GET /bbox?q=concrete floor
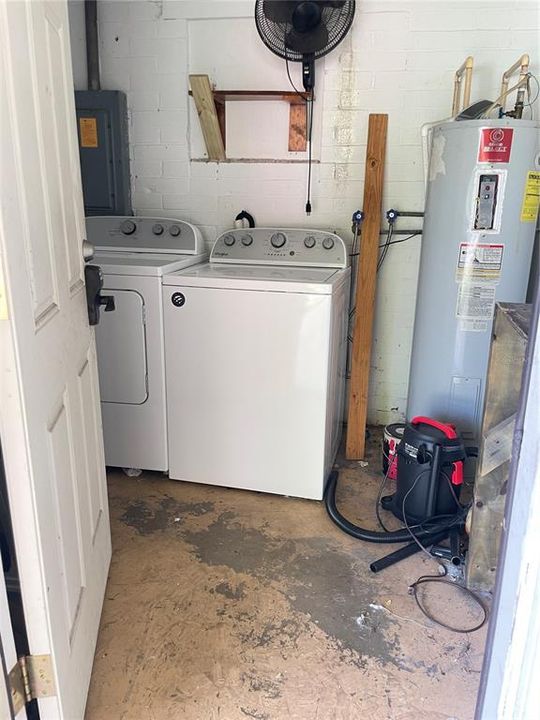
[85,433,487,720]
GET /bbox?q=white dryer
[86,216,207,472]
[163,228,351,500]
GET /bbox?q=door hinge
[9,655,56,713]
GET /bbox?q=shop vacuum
[325,417,474,573]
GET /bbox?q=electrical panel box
[75,90,132,216]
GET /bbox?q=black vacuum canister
[384,416,466,524]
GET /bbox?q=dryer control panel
[211,228,347,268]
[86,216,205,255]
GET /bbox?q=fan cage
[255,1,356,62]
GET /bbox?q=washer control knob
[304,235,316,249]
[322,236,335,250]
[152,223,164,235]
[241,234,253,246]
[169,224,181,237]
[223,234,236,247]
[270,232,286,248]
[120,220,136,235]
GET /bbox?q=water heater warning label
[521,171,540,222]
[478,128,513,163]
[456,243,504,282]
[456,284,496,328]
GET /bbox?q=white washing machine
[162,227,351,500]
[86,216,207,472]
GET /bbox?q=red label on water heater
[478,128,513,163]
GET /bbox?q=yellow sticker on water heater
[521,171,540,222]
[79,117,98,148]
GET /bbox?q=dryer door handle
[99,294,116,313]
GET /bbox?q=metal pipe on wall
[85,0,100,91]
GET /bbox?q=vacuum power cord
[325,471,464,544]
[409,573,488,633]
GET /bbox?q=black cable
[325,471,464,544]
[378,231,421,249]
[409,573,488,633]
[400,471,487,634]
[377,224,393,272]
[305,91,314,214]
[401,470,435,559]
[441,469,462,510]
[375,464,393,532]
[284,55,314,215]
[524,72,540,110]
[285,54,305,98]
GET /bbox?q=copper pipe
[452,56,474,115]
[500,54,530,113]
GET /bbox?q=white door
[0,1,111,718]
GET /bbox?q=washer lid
[163,262,348,293]
[93,251,208,277]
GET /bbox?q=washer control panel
[86,216,205,255]
[211,228,347,268]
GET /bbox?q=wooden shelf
[211,90,310,103]
[189,75,312,160]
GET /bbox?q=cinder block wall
[68,0,539,425]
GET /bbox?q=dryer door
[95,288,148,404]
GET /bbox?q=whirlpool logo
[171,292,186,308]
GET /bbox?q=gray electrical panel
[75,90,132,216]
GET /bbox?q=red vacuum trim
[411,416,464,486]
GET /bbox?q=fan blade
[261,0,297,23]
[286,23,329,54]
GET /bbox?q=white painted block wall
[68,0,539,425]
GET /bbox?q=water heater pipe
[452,56,474,116]
[500,54,530,117]
[482,74,531,119]
[85,0,100,91]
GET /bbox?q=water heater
[407,118,539,440]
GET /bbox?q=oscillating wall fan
[254,1,356,213]
[255,1,356,92]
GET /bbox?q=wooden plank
[189,74,226,161]
[346,114,388,459]
[189,91,313,103]
[214,97,226,150]
[288,102,307,152]
[211,90,312,102]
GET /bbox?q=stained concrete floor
[85,433,487,720]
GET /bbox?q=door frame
[476,286,540,719]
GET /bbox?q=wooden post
[189,75,226,161]
[346,114,388,459]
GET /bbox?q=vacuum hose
[324,470,462,544]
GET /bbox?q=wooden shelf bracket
[189,74,311,160]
